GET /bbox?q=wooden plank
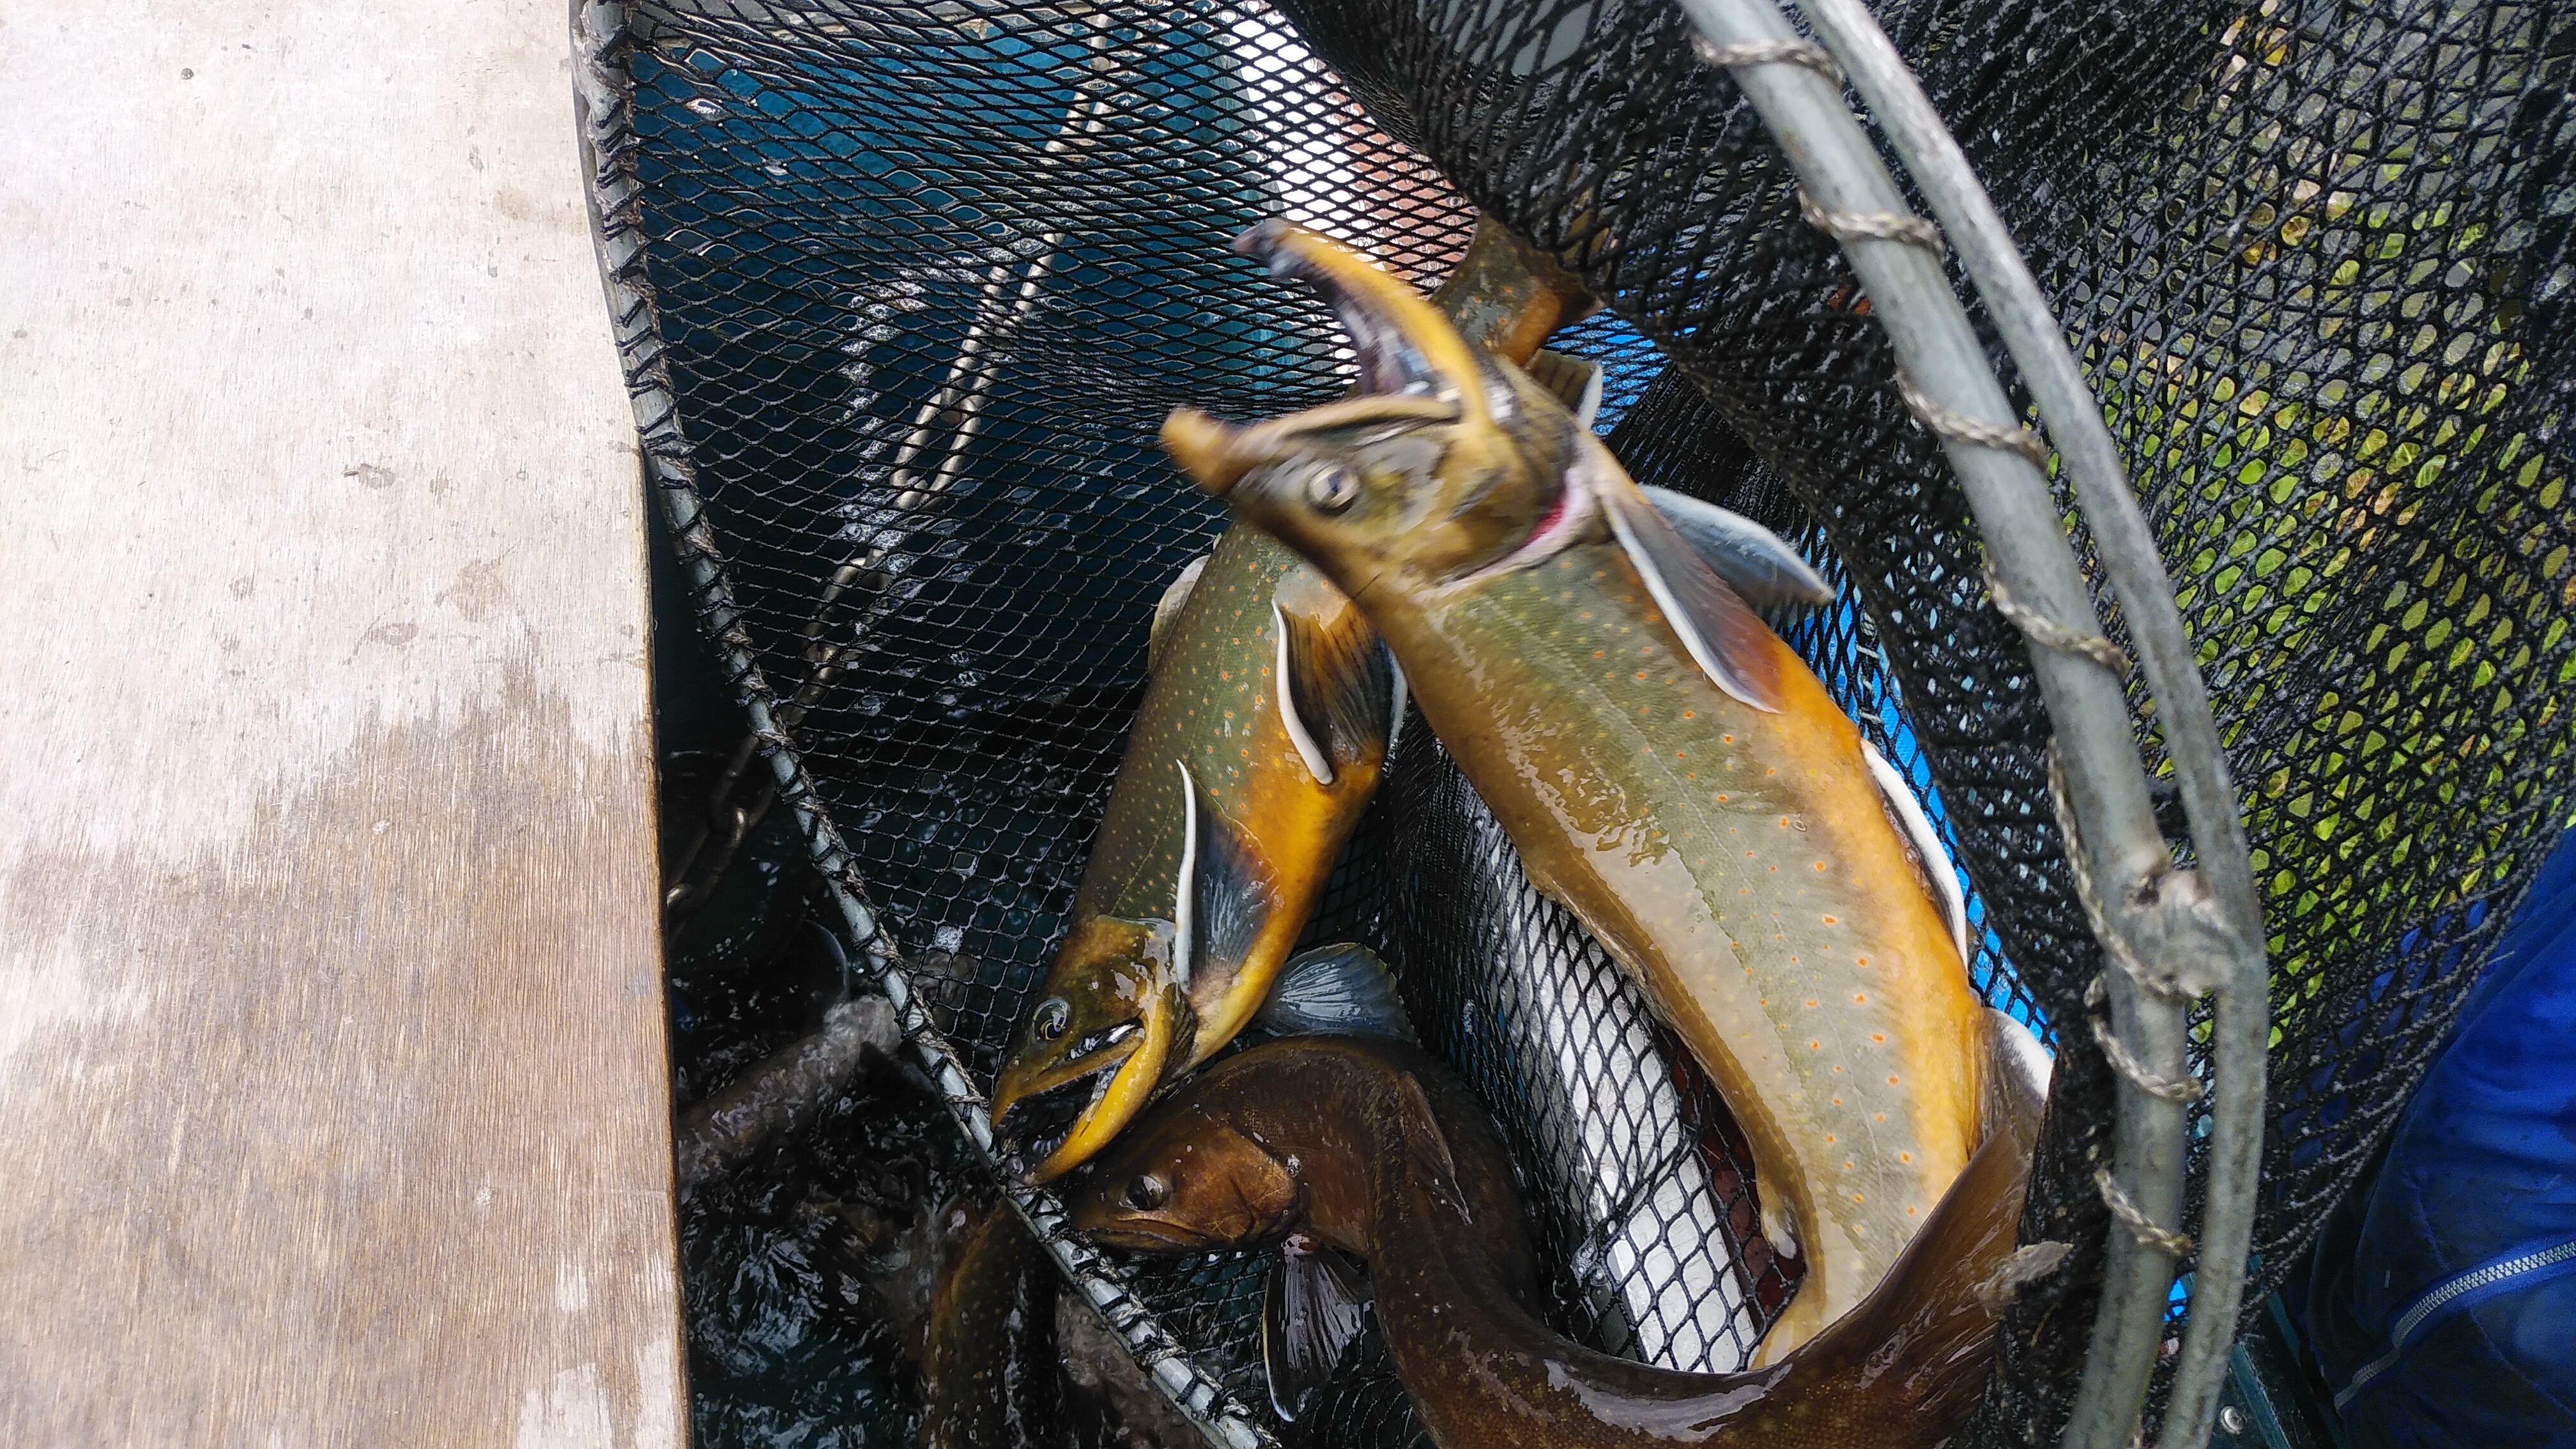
[0,3,684,1445]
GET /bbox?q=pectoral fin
[1603,480,1786,712]
[1641,486,1835,613]
[1261,1239,1372,1423]
[1859,739,1970,967]
[1273,568,1397,787]
[1523,349,1604,429]
[1171,760,1279,991]
[1254,943,1416,1041]
[1146,553,1210,673]
[1981,1008,2052,1149]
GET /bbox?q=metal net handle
[1683,4,2268,1448]
[566,3,1276,1444]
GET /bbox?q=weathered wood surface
[0,3,684,1445]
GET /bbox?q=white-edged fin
[1860,739,1970,966]
[1180,763,1280,989]
[1386,657,1409,755]
[1275,574,1397,781]
[1759,1186,1799,1261]
[1272,601,1335,786]
[1147,553,1209,673]
[1640,486,1835,613]
[1524,349,1604,429]
[1981,1008,2053,1145]
[1170,759,1201,987]
[1261,1241,1371,1423]
[1255,943,1416,1041]
[1602,479,1786,712]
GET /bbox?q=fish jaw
[1166,224,1592,600]
[992,917,1190,1183]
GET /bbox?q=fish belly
[1383,544,1984,1349]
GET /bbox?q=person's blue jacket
[2302,825,2576,1446]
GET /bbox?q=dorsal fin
[1170,760,1278,991]
[1272,567,1396,787]
[1859,739,1970,966]
[1522,349,1603,429]
[1146,553,1209,673]
[1261,1239,1371,1423]
[1255,943,1416,1041]
[1599,468,1786,712]
[1639,487,1834,613]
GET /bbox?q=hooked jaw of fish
[992,918,1190,1184]
[1162,220,1594,598]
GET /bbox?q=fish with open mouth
[990,215,1600,1182]
[1163,220,1986,1358]
[1070,1027,2048,1448]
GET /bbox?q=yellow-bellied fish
[992,217,1598,1182]
[1163,221,1986,1358]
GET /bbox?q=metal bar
[1671,1,2209,1443]
[1773,12,2267,1443]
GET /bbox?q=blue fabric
[2303,825,2576,1448]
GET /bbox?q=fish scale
[1390,540,1983,1355]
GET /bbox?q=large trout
[1072,1030,2047,1448]
[992,217,1599,1182]
[1163,221,1985,1356]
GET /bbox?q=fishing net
[577,0,2576,1443]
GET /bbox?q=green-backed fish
[1163,220,1986,1358]
[992,216,1599,1182]
[1071,1029,2046,1449]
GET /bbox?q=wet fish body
[1167,221,1985,1354]
[992,217,1597,1181]
[1386,725,1761,1368]
[1072,1033,2044,1449]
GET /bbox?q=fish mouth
[1162,221,1485,497]
[992,1008,1174,1183]
[1233,219,1482,403]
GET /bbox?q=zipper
[2334,1234,2576,1409]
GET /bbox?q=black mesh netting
[587,0,2575,1443]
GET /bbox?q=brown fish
[1163,221,1982,1358]
[990,216,1597,1181]
[1071,1031,2044,1449]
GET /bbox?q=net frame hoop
[1674,3,2268,1447]
[568,3,1275,1444]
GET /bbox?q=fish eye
[1303,463,1360,514]
[1033,998,1070,1041]
[1123,1173,1169,1211]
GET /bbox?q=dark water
[654,503,968,1448]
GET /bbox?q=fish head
[992,915,1191,1184]
[1163,219,1595,602]
[1067,1089,1301,1253]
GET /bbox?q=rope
[1690,34,1843,81]
[1988,569,2135,678]
[2095,1169,2195,1257]
[1897,369,2053,469]
[1798,187,1946,256]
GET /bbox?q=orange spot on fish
[1853,1194,1866,1204]
[1857,956,1869,966]
[1854,993,1867,1004]
[1871,1032,1886,1043]
[1887,1076,1900,1085]
[1899,1152,1912,1163]
[1814,861,1828,871]
[1809,1040,1821,1050]
[1822,914,1838,925]
[1722,734,1735,744]
[1683,710,1696,720]
[1825,1135,1836,1144]
[1805,999,1820,1008]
